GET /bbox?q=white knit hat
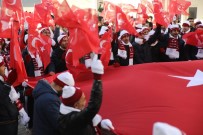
[169,24,180,31]
[153,122,186,135]
[118,30,129,39]
[182,21,190,27]
[60,86,83,107]
[53,71,75,87]
[57,35,67,44]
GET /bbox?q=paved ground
[18,125,32,135]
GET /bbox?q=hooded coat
[32,80,61,135]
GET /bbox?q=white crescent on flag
[100,40,107,48]
[7,0,16,5]
[5,8,13,17]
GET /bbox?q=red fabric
[169,0,191,16]
[26,74,58,89]
[100,29,112,68]
[182,30,203,47]
[100,1,116,23]
[16,99,23,111]
[41,0,59,14]
[9,21,27,86]
[34,4,54,27]
[136,4,148,24]
[61,88,83,107]
[53,77,67,88]
[153,0,170,27]
[116,5,138,35]
[35,34,51,69]
[0,0,23,38]
[75,61,203,135]
[141,0,154,14]
[55,0,100,66]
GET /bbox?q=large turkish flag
[76,60,203,135]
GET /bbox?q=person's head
[187,17,195,27]
[57,35,69,50]
[147,16,153,22]
[60,86,86,112]
[196,24,203,31]
[0,56,5,77]
[194,20,202,28]
[52,71,75,93]
[170,24,180,38]
[39,27,51,37]
[182,21,190,32]
[119,30,130,44]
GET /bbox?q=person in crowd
[187,17,195,32]
[116,30,136,66]
[50,34,69,73]
[57,54,115,135]
[0,56,29,135]
[32,71,75,135]
[181,21,192,36]
[159,24,185,62]
[22,26,55,130]
[132,23,162,63]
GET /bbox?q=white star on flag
[40,46,45,52]
[169,69,203,87]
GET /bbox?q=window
[189,7,197,19]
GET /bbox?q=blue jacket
[32,80,61,135]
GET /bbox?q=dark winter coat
[32,80,61,135]
[50,47,67,73]
[0,80,18,135]
[158,34,186,62]
[57,80,102,135]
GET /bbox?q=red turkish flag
[169,0,191,15]
[116,5,138,35]
[55,0,100,66]
[141,0,154,14]
[182,29,203,47]
[153,0,170,27]
[136,4,149,24]
[35,34,52,69]
[100,1,116,23]
[10,21,27,86]
[34,4,54,27]
[41,0,59,16]
[0,0,23,38]
[76,60,203,135]
[100,29,112,68]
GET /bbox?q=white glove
[91,54,104,74]
[101,119,115,130]
[19,108,30,126]
[22,80,28,87]
[117,49,127,59]
[85,58,92,69]
[9,86,20,103]
[92,114,102,127]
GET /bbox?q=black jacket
[0,80,18,123]
[57,80,102,135]
[50,47,67,73]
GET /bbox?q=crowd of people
[0,4,202,134]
